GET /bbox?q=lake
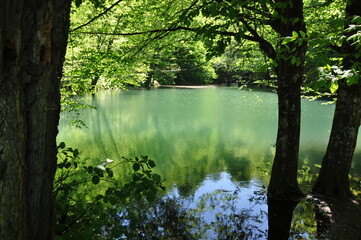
[57,86,361,239]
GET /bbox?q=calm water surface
[58,87,361,239]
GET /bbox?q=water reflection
[114,172,356,239]
[58,87,361,239]
[116,172,268,239]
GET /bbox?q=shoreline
[158,84,219,89]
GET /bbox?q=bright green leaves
[330,80,339,94]
[315,64,361,94]
[281,31,306,46]
[173,41,217,84]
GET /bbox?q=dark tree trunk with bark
[267,198,299,240]
[312,0,361,199]
[0,1,71,239]
[267,0,307,199]
[313,82,361,198]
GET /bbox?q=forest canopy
[63,0,345,94]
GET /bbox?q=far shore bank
[158,85,218,89]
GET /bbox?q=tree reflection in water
[116,186,268,239]
[110,181,361,239]
[112,180,323,239]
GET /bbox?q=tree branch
[239,18,276,59]
[77,26,197,36]
[71,0,124,32]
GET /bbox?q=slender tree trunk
[312,0,361,199]
[0,1,71,239]
[267,0,307,199]
[312,81,361,198]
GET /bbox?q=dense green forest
[1,0,361,239]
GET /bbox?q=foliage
[63,0,357,92]
[173,41,217,85]
[212,41,273,85]
[54,142,165,239]
[144,40,217,86]
[303,0,345,84]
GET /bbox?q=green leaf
[330,81,338,94]
[65,162,72,169]
[107,169,114,177]
[133,163,140,171]
[299,31,306,38]
[291,56,296,65]
[148,160,156,168]
[281,37,293,45]
[94,167,104,177]
[152,174,161,183]
[58,142,66,149]
[92,175,100,185]
[73,149,79,157]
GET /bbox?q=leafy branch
[71,0,124,32]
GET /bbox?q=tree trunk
[267,0,307,199]
[0,1,71,239]
[313,81,361,198]
[312,0,361,199]
[267,198,299,240]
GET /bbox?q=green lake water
[58,87,361,239]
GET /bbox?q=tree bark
[267,0,307,199]
[267,198,299,240]
[0,1,71,239]
[312,0,361,199]
[312,82,361,198]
